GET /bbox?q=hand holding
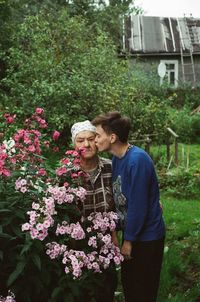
[121,240,132,260]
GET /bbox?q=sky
[134,0,200,18]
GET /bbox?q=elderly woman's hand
[121,240,132,260]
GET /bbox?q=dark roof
[125,15,200,55]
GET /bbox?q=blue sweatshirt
[112,145,165,242]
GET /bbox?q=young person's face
[95,125,112,152]
[74,131,97,159]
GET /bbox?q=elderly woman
[71,120,118,302]
[71,120,115,217]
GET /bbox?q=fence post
[166,128,179,165]
[175,137,179,165]
[166,137,170,161]
[145,136,151,154]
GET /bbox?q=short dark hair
[92,111,131,143]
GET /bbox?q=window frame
[160,59,178,87]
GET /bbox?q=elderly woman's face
[74,131,97,159]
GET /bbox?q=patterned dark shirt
[82,157,115,217]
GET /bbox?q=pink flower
[35,108,44,114]
[65,150,79,157]
[61,158,70,165]
[0,168,11,177]
[0,291,16,302]
[20,186,27,193]
[53,147,59,152]
[38,119,48,129]
[7,116,15,124]
[30,228,39,239]
[39,119,46,125]
[4,113,16,124]
[56,167,67,176]
[22,223,30,231]
[73,158,81,166]
[44,141,50,148]
[71,173,78,178]
[37,168,47,176]
[52,130,60,141]
[28,145,36,152]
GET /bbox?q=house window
[160,60,178,87]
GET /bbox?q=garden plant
[0,108,123,302]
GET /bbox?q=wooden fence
[130,128,179,165]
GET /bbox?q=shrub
[168,107,200,144]
[159,167,200,199]
[0,108,122,302]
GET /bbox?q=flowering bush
[0,108,122,301]
[20,149,122,280]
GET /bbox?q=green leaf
[32,254,41,271]
[51,287,63,299]
[11,225,24,237]
[7,260,26,286]
[0,209,11,213]
[20,240,33,255]
[63,293,74,302]
[15,210,26,220]
[0,232,15,239]
[0,250,3,260]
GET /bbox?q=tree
[1,9,128,142]
[65,0,142,49]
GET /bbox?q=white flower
[3,138,16,153]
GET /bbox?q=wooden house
[124,15,200,87]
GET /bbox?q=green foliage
[115,63,171,143]
[119,63,200,145]
[150,143,200,198]
[1,9,128,143]
[0,1,12,49]
[159,167,200,199]
[167,87,200,109]
[168,107,200,143]
[1,1,199,147]
[120,89,170,142]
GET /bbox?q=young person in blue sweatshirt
[92,111,165,302]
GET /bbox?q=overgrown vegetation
[1,1,199,146]
[148,143,200,199]
[1,9,128,140]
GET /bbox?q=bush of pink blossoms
[0,108,62,300]
[0,108,123,301]
[21,149,123,279]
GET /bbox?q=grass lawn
[158,194,200,302]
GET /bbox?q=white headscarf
[71,120,96,144]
